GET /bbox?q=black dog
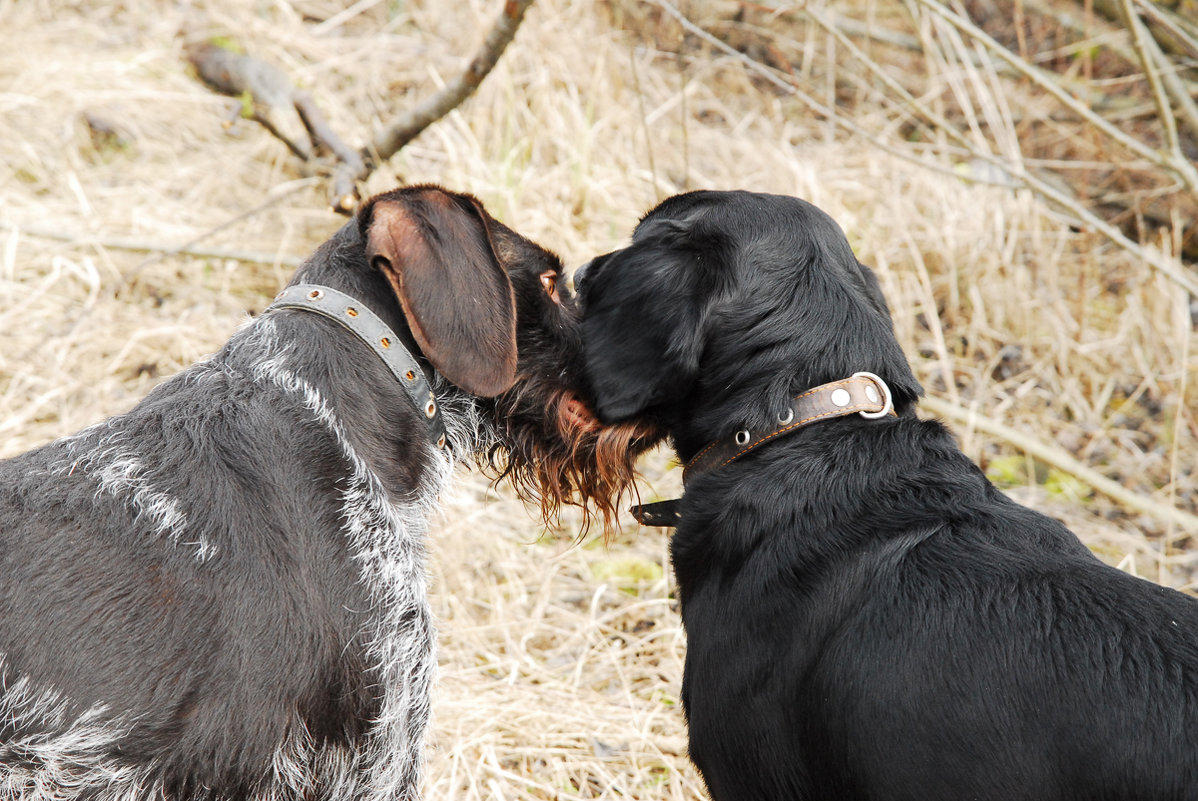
[0,185,650,800]
[576,189,1198,801]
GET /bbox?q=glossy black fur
[577,190,1198,801]
[0,185,589,800]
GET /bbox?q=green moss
[207,36,244,54]
[589,556,664,591]
[1044,469,1091,503]
[985,454,1041,487]
[986,454,1092,504]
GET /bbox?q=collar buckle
[853,371,894,420]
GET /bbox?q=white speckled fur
[0,662,151,801]
[2,316,493,801]
[252,335,453,801]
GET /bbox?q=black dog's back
[577,189,1198,801]
[675,418,1198,801]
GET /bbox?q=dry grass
[1,0,1195,798]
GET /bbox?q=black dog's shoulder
[672,417,1198,800]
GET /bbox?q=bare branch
[920,395,1198,534]
[187,42,313,161]
[913,0,1198,198]
[0,219,304,268]
[367,0,536,166]
[0,180,314,277]
[187,39,379,211]
[293,90,364,213]
[1120,0,1182,158]
[188,1,536,214]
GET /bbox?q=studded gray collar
[266,284,446,449]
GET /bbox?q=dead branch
[292,90,364,213]
[0,219,304,268]
[187,0,536,214]
[367,0,536,170]
[920,395,1198,534]
[187,42,313,161]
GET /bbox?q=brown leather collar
[683,371,894,483]
[630,372,894,527]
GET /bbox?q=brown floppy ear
[364,189,518,397]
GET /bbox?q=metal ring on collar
[852,371,894,419]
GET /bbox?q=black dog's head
[297,184,657,528]
[576,190,923,460]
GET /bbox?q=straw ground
[2,1,1195,798]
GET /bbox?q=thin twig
[1126,0,1198,147]
[629,46,661,203]
[654,1,929,167]
[914,0,1198,197]
[920,394,1198,534]
[655,0,1198,297]
[0,220,304,268]
[1130,0,1198,60]
[115,179,317,288]
[310,0,388,36]
[1119,0,1181,159]
[366,0,537,169]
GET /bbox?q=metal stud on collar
[266,284,446,448]
[734,430,751,446]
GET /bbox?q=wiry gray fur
[0,184,584,801]
[1,312,494,801]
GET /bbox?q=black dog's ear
[853,259,894,319]
[581,246,708,423]
[849,258,925,408]
[363,187,518,397]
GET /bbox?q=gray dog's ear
[364,187,518,398]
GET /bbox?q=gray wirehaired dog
[0,185,655,801]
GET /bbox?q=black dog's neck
[669,370,918,465]
[671,415,988,575]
